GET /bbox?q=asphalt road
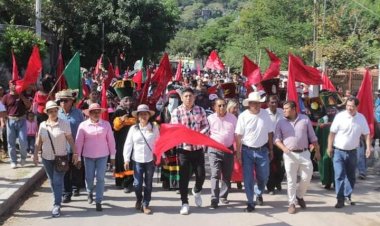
[3,163,380,226]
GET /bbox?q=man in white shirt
[235,92,274,212]
[327,97,371,208]
[265,95,285,195]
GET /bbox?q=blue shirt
[375,97,380,122]
[58,107,84,153]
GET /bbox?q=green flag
[63,52,82,99]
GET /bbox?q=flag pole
[47,72,65,99]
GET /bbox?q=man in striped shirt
[171,87,209,215]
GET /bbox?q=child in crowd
[26,111,38,155]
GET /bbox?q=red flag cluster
[154,124,233,165]
[149,53,172,103]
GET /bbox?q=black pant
[178,148,205,204]
[63,153,85,197]
[266,146,284,191]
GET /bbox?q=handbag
[47,128,69,173]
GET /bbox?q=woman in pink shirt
[26,111,38,154]
[75,103,116,212]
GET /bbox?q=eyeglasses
[61,99,71,103]
[90,110,102,114]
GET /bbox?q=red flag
[132,70,143,91]
[115,65,120,78]
[150,53,172,103]
[56,50,67,91]
[175,61,182,81]
[242,55,261,86]
[287,54,300,113]
[11,50,20,81]
[204,50,225,71]
[101,63,115,121]
[357,69,375,138]
[321,73,336,91]
[94,54,103,75]
[262,48,281,81]
[139,68,151,105]
[289,54,322,85]
[154,124,233,165]
[15,46,42,93]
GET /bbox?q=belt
[8,115,25,120]
[242,144,267,151]
[333,146,356,152]
[291,148,308,153]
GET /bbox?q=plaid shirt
[171,104,209,151]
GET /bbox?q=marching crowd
[0,70,373,218]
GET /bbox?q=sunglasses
[61,99,71,103]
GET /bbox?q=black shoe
[296,197,306,209]
[335,200,345,208]
[256,196,264,206]
[210,201,218,209]
[237,182,243,190]
[276,184,282,192]
[135,201,142,211]
[124,187,132,193]
[62,195,71,203]
[96,203,102,211]
[244,204,255,212]
[73,189,80,197]
[324,184,332,190]
[345,198,355,206]
[88,193,93,204]
[220,198,229,204]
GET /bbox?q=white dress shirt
[266,107,284,132]
[123,123,159,163]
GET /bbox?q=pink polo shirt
[75,119,116,160]
[207,112,237,147]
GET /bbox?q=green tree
[0,25,47,70]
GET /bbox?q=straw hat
[132,104,155,118]
[83,103,106,116]
[56,89,77,101]
[44,100,60,113]
[242,91,266,106]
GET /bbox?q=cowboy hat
[44,100,60,113]
[132,104,155,118]
[242,91,266,106]
[83,103,107,116]
[56,89,77,101]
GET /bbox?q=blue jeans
[42,158,65,206]
[133,161,155,207]
[7,118,28,163]
[242,145,270,205]
[333,148,357,201]
[84,156,108,203]
[356,141,367,176]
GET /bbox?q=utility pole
[312,0,317,66]
[35,0,41,37]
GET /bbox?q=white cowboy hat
[242,91,266,106]
[132,104,155,118]
[44,100,60,113]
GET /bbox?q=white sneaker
[20,159,26,167]
[180,203,190,215]
[10,162,17,169]
[192,188,202,207]
[52,205,61,217]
